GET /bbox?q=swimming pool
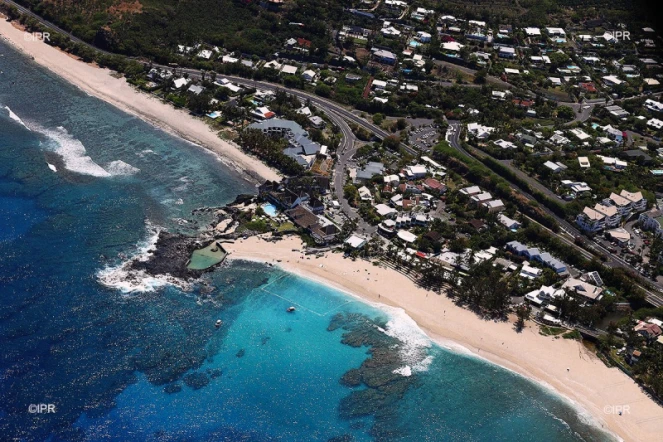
[262,203,278,217]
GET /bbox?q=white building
[416,31,432,42]
[197,49,213,59]
[280,65,298,75]
[471,192,493,205]
[561,180,592,195]
[645,99,663,113]
[404,165,427,179]
[639,209,663,236]
[460,186,481,196]
[593,203,621,228]
[466,123,495,140]
[173,77,191,89]
[302,70,317,82]
[546,27,566,36]
[442,42,464,52]
[498,214,521,230]
[345,235,367,249]
[358,186,372,201]
[562,278,603,302]
[603,75,624,86]
[569,128,591,141]
[648,118,663,130]
[494,139,517,149]
[483,199,505,213]
[576,207,606,232]
[620,190,647,212]
[520,263,543,280]
[543,161,567,173]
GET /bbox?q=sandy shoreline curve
[2,13,662,442]
[228,235,663,442]
[0,16,280,184]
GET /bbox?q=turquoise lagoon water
[0,40,617,441]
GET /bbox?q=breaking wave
[97,223,190,294]
[377,306,434,374]
[37,126,111,177]
[5,109,141,178]
[105,160,140,176]
[3,105,30,130]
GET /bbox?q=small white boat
[215,319,223,328]
[47,163,57,172]
[287,306,296,313]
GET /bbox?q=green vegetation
[12,0,347,59]
[277,222,297,233]
[539,325,567,337]
[432,141,560,231]
[447,261,512,318]
[562,330,582,340]
[238,129,304,176]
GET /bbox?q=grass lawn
[539,325,567,337]
[277,222,298,233]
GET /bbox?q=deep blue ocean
[0,41,616,441]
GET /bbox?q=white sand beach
[0,17,280,184]
[228,235,663,442]
[2,14,663,442]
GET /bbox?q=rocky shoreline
[128,193,266,281]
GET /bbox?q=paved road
[564,101,595,124]
[2,0,112,57]
[446,121,663,306]
[433,60,512,89]
[2,0,381,232]
[7,0,661,304]
[501,159,569,204]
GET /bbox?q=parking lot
[410,124,441,151]
[594,220,655,277]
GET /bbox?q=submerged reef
[331,313,421,441]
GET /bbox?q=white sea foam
[392,366,412,377]
[3,105,31,130]
[173,176,191,192]
[136,149,156,158]
[377,305,434,373]
[37,126,112,177]
[105,160,140,176]
[97,223,191,294]
[22,122,140,178]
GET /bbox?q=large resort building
[576,190,647,233]
[249,118,323,168]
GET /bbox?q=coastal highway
[7,0,662,304]
[1,0,380,230]
[447,121,663,307]
[1,0,110,57]
[219,75,378,233]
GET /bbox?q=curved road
[5,0,661,305]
